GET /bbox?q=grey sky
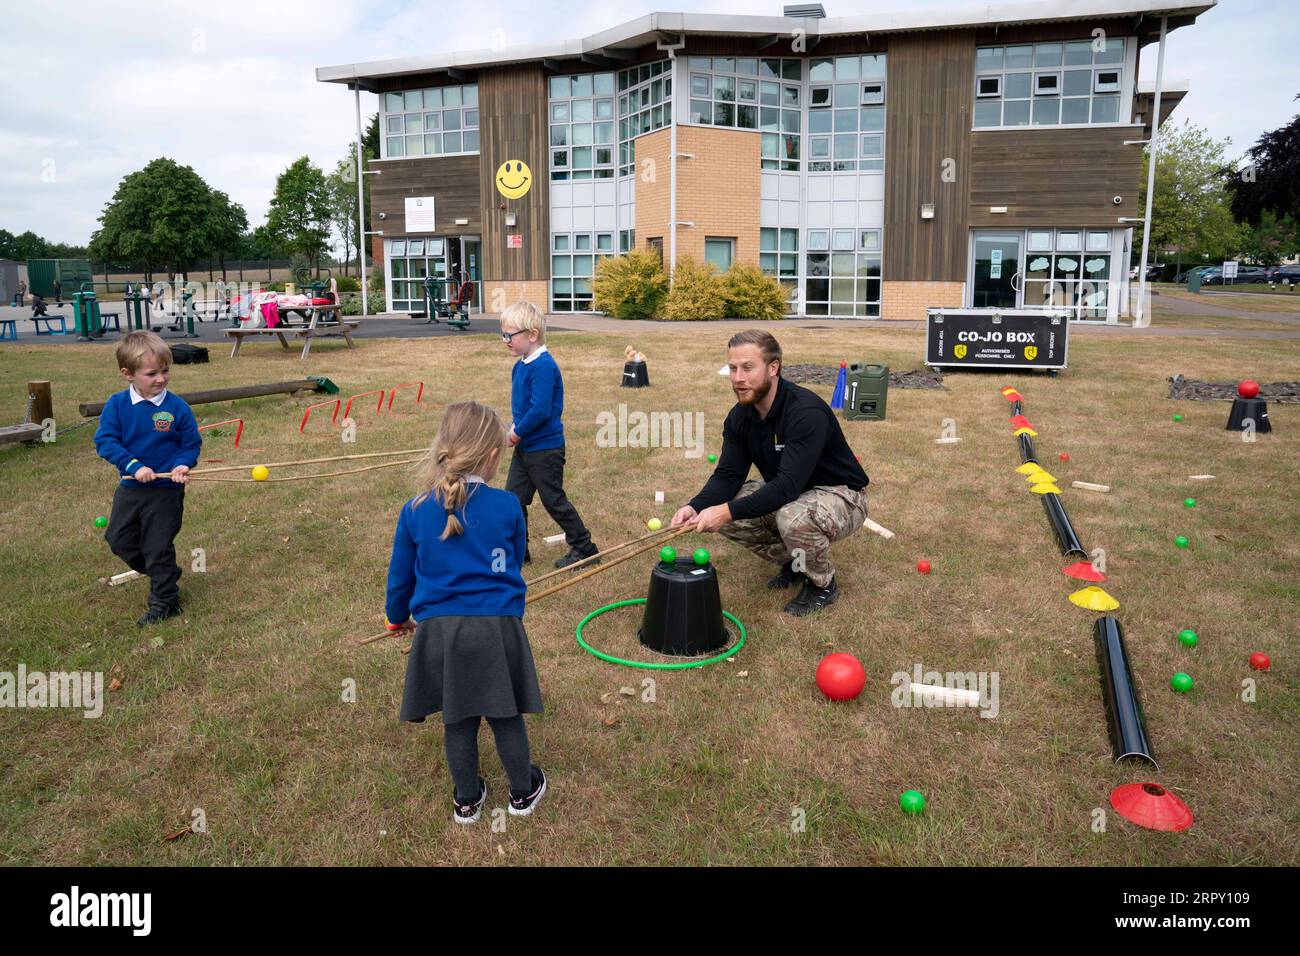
[0,0,1294,248]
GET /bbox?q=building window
[382,85,479,158]
[687,57,803,171]
[1021,228,1113,320]
[549,72,616,181]
[760,228,799,305]
[647,237,664,263]
[704,237,735,272]
[387,238,446,312]
[617,60,671,177]
[550,232,614,312]
[619,229,636,253]
[974,38,1126,129]
[804,227,881,317]
[808,54,886,172]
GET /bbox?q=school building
[316,1,1211,321]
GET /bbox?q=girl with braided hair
[386,401,547,823]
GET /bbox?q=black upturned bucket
[621,360,650,388]
[1226,397,1271,433]
[638,557,727,656]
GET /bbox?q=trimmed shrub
[722,263,790,320]
[334,275,361,292]
[662,256,726,320]
[593,249,669,318]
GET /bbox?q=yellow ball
[251,465,269,481]
[647,518,662,531]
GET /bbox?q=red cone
[1010,414,1032,427]
[1062,561,1106,583]
[1110,783,1193,832]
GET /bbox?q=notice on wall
[506,234,522,249]
[404,197,436,233]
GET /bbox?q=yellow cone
[1069,586,1120,611]
[1013,427,1038,437]
[1015,462,1041,475]
[1024,470,1056,483]
[1001,387,1019,396]
[1029,482,1063,494]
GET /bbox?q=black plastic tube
[1040,493,1088,559]
[1018,432,1037,464]
[1011,400,1023,416]
[1094,617,1158,766]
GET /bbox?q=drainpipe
[354,83,369,316]
[1134,16,1167,327]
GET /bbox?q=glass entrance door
[971,233,1022,309]
[460,236,481,309]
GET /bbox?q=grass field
[0,315,1296,865]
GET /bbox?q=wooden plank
[367,154,481,235]
[79,380,319,417]
[0,423,44,446]
[478,64,549,282]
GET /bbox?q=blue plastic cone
[830,362,847,410]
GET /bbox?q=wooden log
[0,423,46,446]
[27,380,53,425]
[79,379,320,417]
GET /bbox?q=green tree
[208,190,248,282]
[1228,94,1300,227]
[327,151,360,276]
[1239,210,1300,267]
[1137,120,1243,273]
[89,157,217,280]
[265,157,331,275]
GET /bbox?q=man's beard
[734,375,773,405]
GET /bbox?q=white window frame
[976,75,1002,98]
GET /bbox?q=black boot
[766,560,806,590]
[784,577,839,617]
[554,543,600,569]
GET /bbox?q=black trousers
[506,444,593,552]
[105,485,185,610]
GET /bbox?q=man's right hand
[133,466,156,483]
[670,505,698,528]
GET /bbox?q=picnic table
[224,303,359,360]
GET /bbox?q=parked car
[1173,265,1217,284]
[1203,265,1270,285]
[1271,266,1300,285]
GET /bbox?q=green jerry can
[843,363,889,421]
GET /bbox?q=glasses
[501,329,525,342]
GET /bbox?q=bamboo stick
[137,446,429,479]
[181,457,424,482]
[525,526,692,605]
[523,525,679,588]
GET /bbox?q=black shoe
[767,560,806,590]
[137,604,182,627]
[453,777,487,825]
[554,544,599,569]
[524,549,532,564]
[784,577,839,617]
[508,765,547,816]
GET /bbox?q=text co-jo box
[925,309,1070,370]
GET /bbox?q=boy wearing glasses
[500,301,599,569]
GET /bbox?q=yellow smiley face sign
[495,160,532,200]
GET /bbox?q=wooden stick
[524,526,680,588]
[863,517,895,539]
[180,457,424,482]
[1071,481,1111,493]
[526,526,692,605]
[139,446,429,479]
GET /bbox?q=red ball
[1249,652,1271,671]
[917,559,932,575]
[1059,452,1070,462]
[1238,380,1260,399]
[816,653,866,701]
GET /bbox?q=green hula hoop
[575,599,747,670]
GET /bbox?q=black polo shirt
[689,376,868,520]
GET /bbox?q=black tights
[444,715,532,801]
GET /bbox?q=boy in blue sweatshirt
[500,301,598,569]
[94,331,202,625]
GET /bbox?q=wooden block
[543,532,567,544]
[934,436,961,444]
[863,517,895,540]
[909,683,981,707]
[108,570,144,587]
[1188,475,1216,481]
[655,491,665,504]
[1071,481,1111,493]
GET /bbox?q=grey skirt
[400,615,544,725]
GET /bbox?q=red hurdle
[343,390,387,421]
[387,381,425,411]
[198,418,245,449]
[300,398,341,433]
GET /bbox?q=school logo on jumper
[953,344,967,359]
[152,410,174,432]
[1024,345,1038,361]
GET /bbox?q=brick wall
[881,280,965,321]
[632,125,761,273]
[483,280,549,315]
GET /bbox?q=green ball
[707,454,717,463]
[1184,498,1197,508]
[1170,672,1194,693]
[1175,535,1190,549]
[693,548,710,566]
[1178,629,1198,648]
[899,790,926,815]
[1173,414,1183,422]
[659,546,677,564]
[93,516,108,528]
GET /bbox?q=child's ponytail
[414,402,508,540]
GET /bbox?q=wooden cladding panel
[478,65,549,282]
[368,155,481,237]
[883,31,974,282]
[968,127,1143,227]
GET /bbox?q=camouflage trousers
[719,479,869,587]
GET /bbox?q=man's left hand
[693,503,732,533]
